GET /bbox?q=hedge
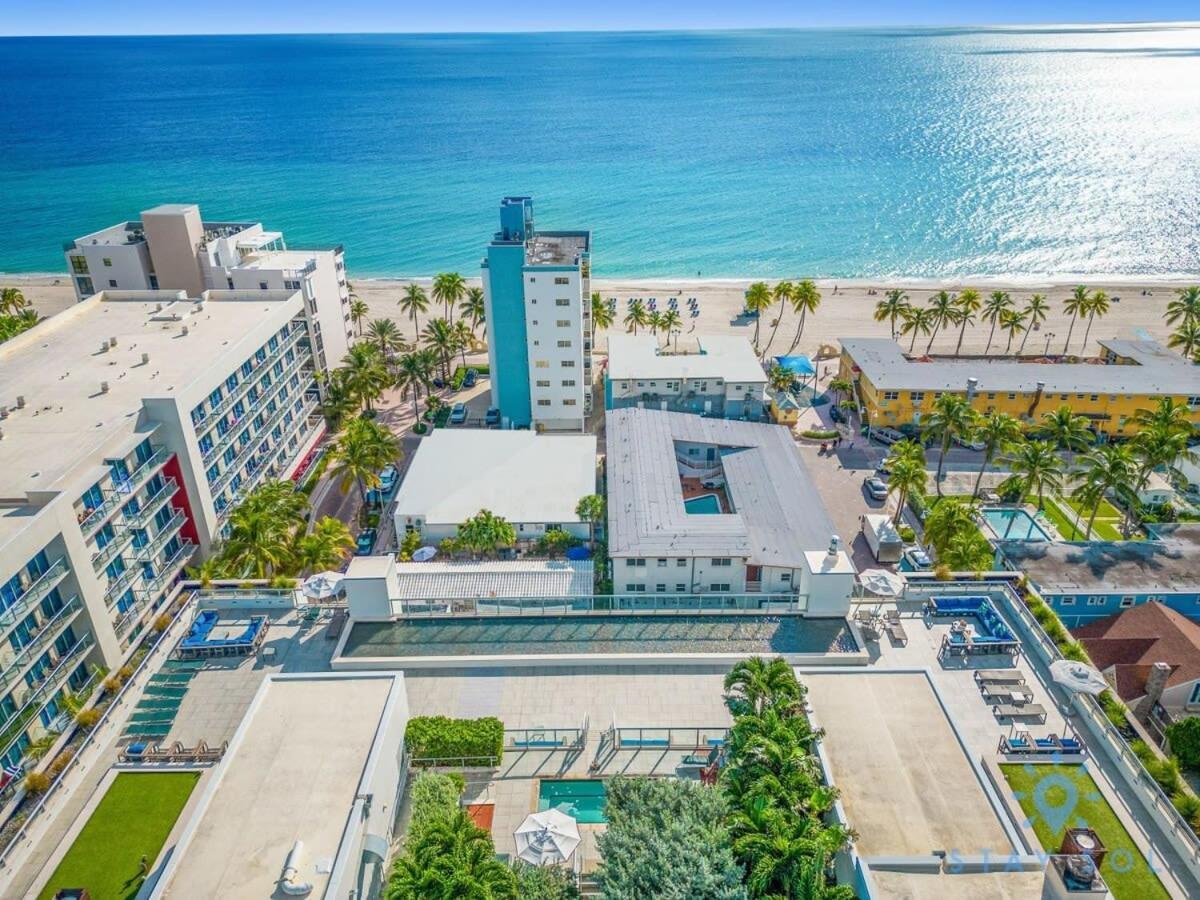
[405,716,504,765]
[800,429,839,440]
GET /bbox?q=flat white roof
[157,675,399,899]
[606,334,766,384]
[236,248,328,270]
[394,429,596,527]
[393,559,594,599]
[0,289,302,498]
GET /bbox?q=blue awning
[773,355,815,376]
[565,545,592,560]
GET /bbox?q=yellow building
[769,391,802,426]
[838,337,1200,438]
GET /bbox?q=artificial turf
[1000,764,1170,900]
[38,771,199,900]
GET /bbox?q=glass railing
[202,357,314,467]
[123,477,178,528]
[80,446,171,536]
[103,565,140,608]
[0,559,69,631]
[213,395,317,494]
[90,527,134,572]
[136,510,186,562]
[0,632,94,760]
[0,597,83,691]
[199,329,307,436]
[117,542,194,636]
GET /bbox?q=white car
[953,435,986,451]
[872,427,905,446]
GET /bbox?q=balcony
[0,558,69,632]
[0,633,94,759]
[103,565,141,608]
[197,329,308,433]
[0,596,83,692]
[90,527,134,572]
[135,510,186,562]
[212,395,318,495]
[201,354,314,466]
[123,477,178,528]
[116,542,194,636]
[79,446,172,536]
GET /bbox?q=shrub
[1172,792,1200,828]
[23,771,51,796]
[512,861,582,900]
[48,750,74,777]
[413,422,428,435]
[152,613,173,633]
[407,771,464,844]
[1060,642,1089,663]
[102,675,123,694]
[405,716,504,765]
[897,525,916,543]
[801,429,839,440]
[1166,717,1200,771]
[74,708,101,730]
[1100,692,1129,730]
[117,665,135,682]
[933,563,952,581]
[1147,756,1182,795]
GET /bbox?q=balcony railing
[0,558,69,631]
[79,446,172,536]
[116,543,194,637]
[0,596,83,692]
[135,510,186,562]
[90,526,134,572]
[103,565,141,608]
[0,632,94,761]
[194,328,308,434]
[201,356,314,466]
[213,395,317,495]
[123,477,178,528]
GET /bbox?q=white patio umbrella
[301,571,344,599]
[411,546,438,562]
[1049,660,1109,696]
[859,569,906,598]
[515,808,580,866]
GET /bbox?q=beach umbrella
[1049,660,1109,696]
[515,808,581,866]
[859,569,906,598]
[302,571,344,599]
[412,546,438,562]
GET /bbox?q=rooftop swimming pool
[981,508,1054,542]
[684,494,721,514]
[539,779,607,824]
[341,614,857,658]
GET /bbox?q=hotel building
[64,203,352,376]
[481,197,591,431]
[0,289,324,772]
[839,337,1200,437]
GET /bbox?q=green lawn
[1000,764,1170,900]
[39,771,199,900]
[1062,495,1122,520]
[1042,497,1132,542]
[1040,499,1084,540]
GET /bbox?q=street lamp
[1044,332,1056,355]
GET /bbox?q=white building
[482,197,592,432]
[604,334,767,419]
[0,289,325,775]
[65,203,352,375]
[393,429,597,544]
[606,408,855,615]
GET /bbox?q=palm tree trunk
[972,455,989,498]
[787,310,808,354]
[1085,501,1100,540]
[1063,314,1077,354]
[954,320,968,356]
[984,321,997,354]
[890,313,898,340]
[892,488,907,526]
[926,326,939,355]
[935,438,949,497]
[1082,312,1096,354]
[909,330,919,352]
[1018,326,1033,355]
[761,301,785,357]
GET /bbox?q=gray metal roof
[606,408,836,566]
[840,337,1200,395]
[392,560,594,600]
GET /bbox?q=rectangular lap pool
[340,614,857,658]
[981,508,1053,542]
[684,494,721,514]
[539,779,607,824]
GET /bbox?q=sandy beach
[4,272,1194,361]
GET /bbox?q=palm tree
[761,280,794,357]
[646,309,662,336]
[1081,289,1111,353]
[388,810,518,900]
[972,412,1022,498]
[396,350,432,422]
[885,440,927,525]
[785,279,822,355]
[366,318,405,358]
[1062,285,1089,354]
[953,288,982,356]
[1000,307,1028,353]
[658,308,683,350]
[1037,404,1092,470]
[729,797,851,899]
[1133,396,1195,437]
[623,298,649,335]
[452,320,473,369]
[924,392,977,497]
[827,377,853,406]
[767,363,794,395]
[456,509,517,558]
[981,291,1012,354]
[317,368,359,429]
[329,417,399,504]
[590,291,614,344]
[1165,285,1200,328]
[874,289,910,340]
[925,291,962,354]
[398,283,430,336]
[723,657,803,717]
[222,481,307,577]
[1167,321,1200,361]
[349,297,369,336]
[899,306,934,352]
[340,343,391,413]
[575,494,606,548]
[1018,294,1049,354]
[431,272,466,324]
[0,286,29,315]
[422,317,456,380]
[922,500,981,558]
[1002,439,1064,510]
[1074,444,1135,539]
[296,516,355,572]
[744,282,773,350]
[462,286,486,334]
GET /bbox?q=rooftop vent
[181,325,189,337]
[141,353,150,365]
[15,396,25,409]
[109,337,118,348]
[0,406,7,419]
[100,381,109,394]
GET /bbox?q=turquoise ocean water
[1,27,1198,278]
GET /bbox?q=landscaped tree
[329,417,400,504]
[971,412,1023,498]
[387,809,517,900]
[512,862,581,900]
[453,319,474,369]
[1018,293,1049,354]
[1123,399,1197,535]
[1165,285,1200,329]
[395,350,434,424]
[885,440,927,525]
[1061,285,1090,354]
[1074,443,1135,540]
[1000,307,1029,353]
[921,500,989,568]
[728,797,853,900]
[317,368,360,429]
[0,286,29,315]
[1080,289,1111,353]
[0,308,41,344]
[221,481,309,577]
[1167,321,1200,361]
[296,516,356,573]
[1037,404,1093,470]
[349,296,369,335]
[398,282,430,336]
[785,279,821,355]
[659,308,683,350]
[623,298,649,335]
[924,290,962,354]
[981,290,1012,355]
[760,280,794,357]
[899,305,933,352]
[744,282,772,350]
[456,509,517,557]
[590,291,614,344]
[1166,716,1200,771]
[422,316,456,380]
[536,528,577,558]
[873,288,910,340]
[723,656,802,717]
[463,286,486,335]
[340,343,391,413]
[1001,438,1064,511]
[431,272,466,325]
[952,288,981,356]
[647,309,663,337]
[575,494,606,547]
[367,318,406,358]
[924,392,977,497]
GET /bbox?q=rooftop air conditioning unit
[181,326,190,336]
[141,353,150,365]
[15,396,25,408]
[100,381,109,393]
[0,406,7,419]
[109,337,117,348]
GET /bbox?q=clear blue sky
[2,1,1197,36]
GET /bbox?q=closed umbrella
[859,569,906,598]
[515,808,580,866]
[302,571,344,599]
[1049,660,1109,696]
[412,546,438,562]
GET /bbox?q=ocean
[1,26,1198,279]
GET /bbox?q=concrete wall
[483,242,532,428]
[614,556,749,594]
[142,206,205,297]
[524,266,585,432]
[70,241,153,299]
[1045,591,1200,626]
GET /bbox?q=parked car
[485,407,501,428]
[355,528,377,556]
[953,435,986,451]
[433,377,445,389]
[378,464,398,492]
[449,403,468,424]
[875,462,891,479]
[829,404,844,424]
[871,427,905,446]
[863,476,889,501]
[463,368,478,388]
[902,547,932,571]
[364,488,385,507]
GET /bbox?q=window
[563,399,577,406]
[1120,596,1135,608]
[108,279,117,288]
[1190,683,1200,705]
[557,320,571,327]
[711,558,732,567]
[1188,396,1200,408]
[625,558,646,567]
[676,559,687,567]
[1090,394,1099,402]
[554,278,570,285]
[1086,596,1105,606]
[657,559,667,567]
[1060,596,1076,606]
[655,584,667,593]
[780,572,791,582]
[537,399,551,406]
[882,391,899,401]
[676,583,687,592]
[910,392,925,403]
[535,360,549,369]
[531,320,539,326]
[562,380,576,387]
[70,256,88,274]
[557,340,571,348]
[562,360,576,368]
[710,583,731,592]
[536,380,550,387]
[987,392,997,400]
[102,257,113,267]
